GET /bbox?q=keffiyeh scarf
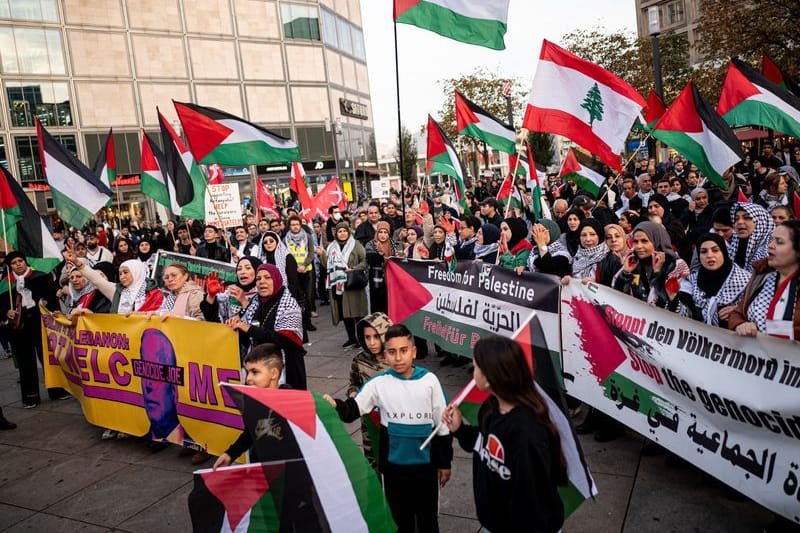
[572,242,609,279]
[326,237,356,295]
[685,264,750,326]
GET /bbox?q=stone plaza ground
[0,316,776,532]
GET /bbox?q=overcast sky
[361,1,638,152]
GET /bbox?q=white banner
[561,282,800,524]
[204,183,242,228]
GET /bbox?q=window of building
[0,0,58,22]
[296,126,333,161]
[351,27,365,62]
[84,131,141,176]
[321,8,338,48]
[319,8,365,63]
[336,17,352,55]
[6,81,71,127]
[0,136,7,170]
[0,26,65,74]
[281,3,320,41]
[15,133,75,182]
[663,0,685,26]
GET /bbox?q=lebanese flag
[762,54,800,97]
[455,90,516,154]
[559,148,606,197]
[718,58,800,140]
[312,178,347,221]
[393,0,510,51]
[174,100,301,166]
[255,180,280,220]
[37,118,112,230]
[92,128,116,192]
[643,89,666,130]
[426,115,469,212]
[523,40,646,171]
[289,161,314,216]
[0,165,60,274]
[652,82,743,189]
[140,132,171,209]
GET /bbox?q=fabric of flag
[737,186,749,204]
[289,162,314,218]
[794,191,800,218]
[92,128,116,193]
[559,148,606,197]
[312,178,348,221]
[717,58,800,140]
[454,313,597,516]
[642,89,666,131]
[762,54,800,97]
[526,145,545,220]
[652,82,743,189]
[455,90,516,154]
[523,40,646,171]
[140,132,171,209]
[158,109,206,219]
[206,384,396,533]
[426,115,469,213]
[495,173,522,211]
[174,101,301,166]
[255,180,280,220]
[393,0,510,51]
[36,118,112,230]
[207,164,225,185]
[0,165,60,273]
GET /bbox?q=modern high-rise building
[0,0,375,222]
[634,0,703,65]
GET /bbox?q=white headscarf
[117,259,149,314]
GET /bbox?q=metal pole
[393,19,406,225]
[651,34,664,164]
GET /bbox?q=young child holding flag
[324,324,453,533]
[443,336,567,533]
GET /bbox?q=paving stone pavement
[0,313,775,532]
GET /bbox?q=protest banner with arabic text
[386,259,561,359]
[42,308,243,457]
[561,282,800,523]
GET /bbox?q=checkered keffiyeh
[746,271,778,333]
[728,203,774,272]
[241,287,303,347]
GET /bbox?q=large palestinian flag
[174,101,301,166]
[36,119,112,230]
[455,90,516,154]
[762,54,800,97]
[189,385,395,532]
[393,0,510,51]
[139,132,171,209]
[0,165,60,273]
[158,109,206,219]
[651,82,743,189]
[717,58,800,140]
[559,148,606,197]
[523,40,646,171]
[426,115,469,213]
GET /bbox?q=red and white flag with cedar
[523,40,646,171]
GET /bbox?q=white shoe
[102,429,117,440]
[311,311,319,318]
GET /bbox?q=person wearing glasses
[157,263,204,320]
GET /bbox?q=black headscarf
[577,218,605,249]
[502,217,528,250]
[561,209,586,256]
[695,233,732,297]
[137,239,154,262]
[236,256,262,292]
[479,223,500,245]
[647,193,671,215]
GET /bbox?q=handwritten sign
[205,183,242,229]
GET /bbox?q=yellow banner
[41,307,243,457]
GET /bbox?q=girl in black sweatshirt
[443,336,567,533]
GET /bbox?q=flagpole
[1,210,14,309]
[197,166,233,250]
[593,134,651,213]
[419,378,477,450]
[392,19,407,229]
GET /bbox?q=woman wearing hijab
[201,256,262,324]
[675,234,750,327]
[403,226,429,259]
[318,222,368,348]
[230,263,306,389]
[427,224,455,262]
[728,203,774,272]
[529,219,572,276]
[683,187,714,238]
[137,239,156,276]
[569,219,609,281]
[499,217,532,274]
[559,209,585,257]
[65,265,112,319]
[646,193,686,254]
[365,220,400,314]
[259,231,295,286]
[599,224,629,286]
[473,223,500,263]
[613,221,689,309]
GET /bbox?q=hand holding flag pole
[592,134,650,215]
[419,379,478,451]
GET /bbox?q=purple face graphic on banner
[140,329,180,440]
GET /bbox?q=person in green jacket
[499,217,533,274]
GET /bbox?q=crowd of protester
[0,139,798,532]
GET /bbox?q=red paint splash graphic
[567,296,628,384]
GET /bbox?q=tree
[581,83,604,126]
[526,131,555,168]
[394,124,417,184]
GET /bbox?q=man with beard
[85,233,113,266]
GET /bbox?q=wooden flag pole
[1,210,14,308]
[593,134,651,214]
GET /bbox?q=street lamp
[647,6,664,162]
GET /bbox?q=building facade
[634,0,703,65]
[0,0,375,222]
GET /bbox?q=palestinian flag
[559,148,606,197]
[36,119,112,230]
[393,0,510,51]
[140,132,171,209]
[452,313,597,516]
[496,173,522,211]
[195,384,396,533]
[510,145,546,219]
[426,115,469,213]
[455,90,516,154]
[762,54,800,96]
[174,101,301,166]
[523,40,646,171]
[158,109,206,219]
[652,82,743,189]
[0,165,60,273]
[717,58,800,140]
[92,128,116,197]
